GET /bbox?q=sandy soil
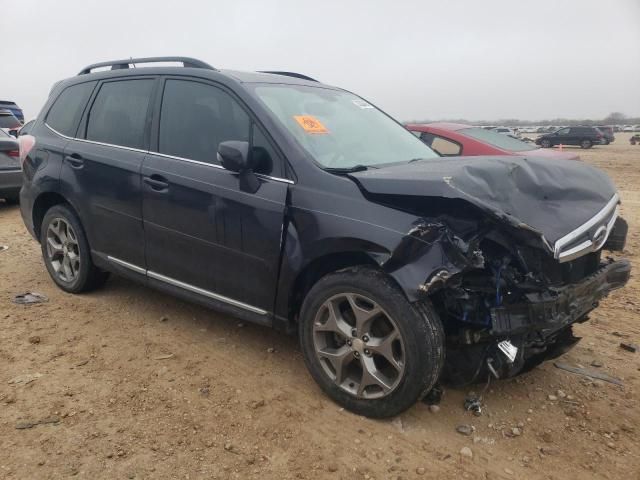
[1,134,639,480]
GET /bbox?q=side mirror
[8,130,18,138]
[217,140,260,193]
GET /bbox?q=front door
[142,78,289,316]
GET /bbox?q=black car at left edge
[18,57,630,418]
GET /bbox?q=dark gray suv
[18,57,630,417]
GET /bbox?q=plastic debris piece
[553,361,623,386]
[12,292,49,305]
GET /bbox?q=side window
[557,128,570,135]
[430,136,462,156]
[159,79,250,165]
[86,79,154,149]
[46,81,96,137]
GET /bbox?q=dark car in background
[535,126,604,149]
[18,57,630,418]
[0,128,22,204]
[406,123,580,160]
[0,109,22,131]
[0,100,24,123]
[595,126,615,145]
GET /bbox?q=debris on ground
[464,393,483,416]
[459,446,473,459]
[456,424,475,436]
[0,245,8,253]
[553,361,623,386]
[15,415,61,430]
[619,342,638,353]
[8,372,43,385]
[153,353,175,360]
[12,292,49,305]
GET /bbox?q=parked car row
[14,57,630,418]
[406,123,580,160]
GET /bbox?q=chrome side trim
[106,256,147,275]
[148,151,295,184]
[554,194,620,262]
[45,123,148,154]
[46,123,295,184]
[106,255,268,315]
[147,270,267,315]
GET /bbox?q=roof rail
[259,71,319,82]
[78,57,215,75]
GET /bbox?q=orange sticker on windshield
[294,115,329,134]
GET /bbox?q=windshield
[252,85,438,169]
[460,127,537,152]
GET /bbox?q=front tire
[581,139,593,149]
[540,139,552,148]
[299,266,444,418]
[40,204,109,293]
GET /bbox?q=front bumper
[490,258,631,336]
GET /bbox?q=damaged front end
[403,214,631,385]
[435,244,630,385]
[350,156,632,385]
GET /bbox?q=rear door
[61,77,157,271]
[142,78,289,316]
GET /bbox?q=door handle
[64,154,84,168]
[143,175,169,192]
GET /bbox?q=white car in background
[492,127,521,138]
[622,125,634,132]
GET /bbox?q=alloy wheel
[46,218,81,283]
[312,293,405,399]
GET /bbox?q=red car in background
[406,123,580,160]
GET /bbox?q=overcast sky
[1,0,639,121]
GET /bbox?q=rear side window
[86,79,154,149]
[430,136,462,156]
[158,79,250,164]
[46,82,96,137]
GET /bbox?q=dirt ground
[1,134,639,480]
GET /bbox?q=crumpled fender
[274,205,484,325]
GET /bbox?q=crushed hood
[350,156,617,245]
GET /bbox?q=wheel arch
[32,192,80,242]
[287,250,384,324]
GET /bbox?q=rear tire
[580,139,593,149]
[40,204,109,293]
[299,266,444,418]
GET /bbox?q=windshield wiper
[325,164,378,173]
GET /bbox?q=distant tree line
[405,112,640,127]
